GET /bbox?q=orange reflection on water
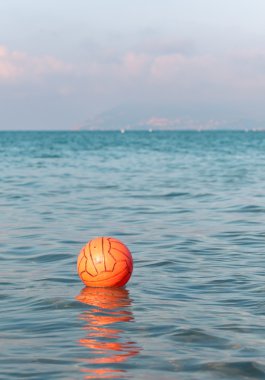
[76,287,140,379]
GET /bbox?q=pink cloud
[0,45,73,82]
[121,52,149,76]
[3,41,265,108]
[150,53,187,81]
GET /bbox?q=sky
[1,0,265,129]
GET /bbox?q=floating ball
[77,237,133,287]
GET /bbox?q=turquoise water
[1,131,265,379]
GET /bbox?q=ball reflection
[76,287,140,379]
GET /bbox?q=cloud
[112,46,265,102]
[0,45,73,82]
[121,52,149,76]
[4,38,265,99]
[2,37,265,129]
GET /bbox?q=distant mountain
[80,104,265,131]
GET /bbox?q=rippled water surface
[1,131,265,379]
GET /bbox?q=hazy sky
[1,0,265,129]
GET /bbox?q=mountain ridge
[79,104,265,131]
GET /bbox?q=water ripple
[1,131,265,379]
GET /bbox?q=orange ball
[77,237,133,288]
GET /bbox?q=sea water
[1,130,265,379]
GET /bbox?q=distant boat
[120,128,125,133]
